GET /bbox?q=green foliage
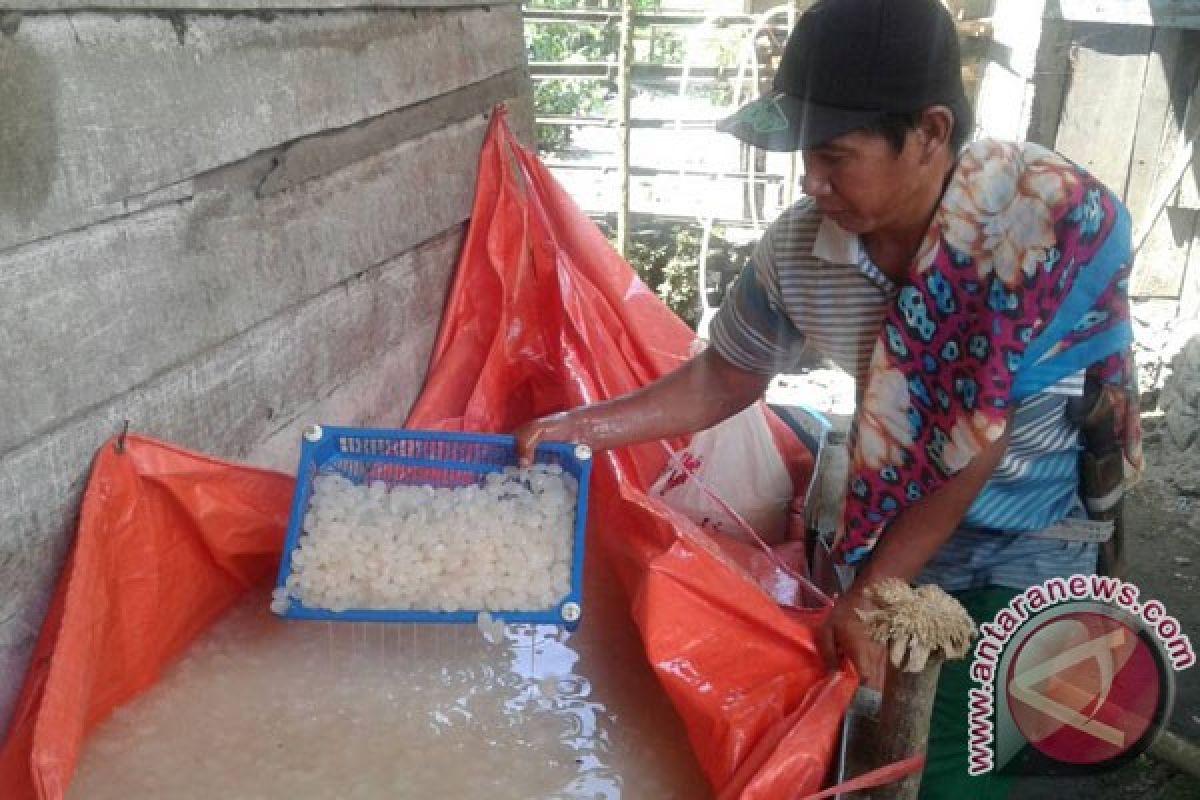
[526,2,616,153]
[525,0,761,320]
[644,27,684,65]
[526,0,679,153]
[534,80,609,152]
[597,220,752,327]
[527,20,611,63]
[628,225,700,326]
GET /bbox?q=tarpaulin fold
[0,436,294,800]
[0,106,853,800]
[407,107,855,798]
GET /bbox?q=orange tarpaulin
[406,108,855,798]
[0,436,294,800]
[0,107,855,800]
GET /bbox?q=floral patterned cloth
[835,140,1144,565]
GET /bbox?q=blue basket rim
[272,425,592,628]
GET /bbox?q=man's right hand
[513,411,581,466]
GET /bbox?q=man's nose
[802,167,831,197]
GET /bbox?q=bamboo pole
[615,0,635,257]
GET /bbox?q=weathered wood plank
[1133,207,1199,297]
[1124,28,1183,218]
[243,322,441,473]
[0,226,459,733]
[259,69,526,197]
[1129,30,1199,297]
[0,7,524,251]
[1181,223,1200,314]
[1054,22,1154,195]
[6,1,515,8]
[1049,0,1200,30]
[974,0,1048,141]
[0,112,493,459]
[1025,15,1073,147]
[1174,37,1200,209]
[1178,73,1200,319]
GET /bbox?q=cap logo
[737,95,790,134]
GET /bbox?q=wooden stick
[869,655,946,799]
[855,580,977,800]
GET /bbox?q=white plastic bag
[651,401,794,544]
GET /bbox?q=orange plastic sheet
[0,436,294,800]
[407,107,856,799]
[0,107,856,800]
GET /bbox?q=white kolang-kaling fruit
[277,465,577,613]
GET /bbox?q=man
[516,1,1140,796]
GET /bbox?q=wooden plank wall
[980,1,1200,393]
[1033,16,1200,392]
[1050,22,1200,300]
[0,4,533,736]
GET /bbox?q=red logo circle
[1005,611,1163,765]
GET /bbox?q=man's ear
[916,105,955,163]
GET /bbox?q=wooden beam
[1048,0,1200,30]
[1026,15,1073,146]
[616,0,634,258]
[529,62,733,80]
[523,8,760,27]
[1054,23,1155,195]
[1124,28,1185,218]
[540,160,787,183]
[536,115,725,128]
[0,9,524,253]
[1180,211,1200,313]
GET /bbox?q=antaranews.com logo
[967,574,1194,776]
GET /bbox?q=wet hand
[513,412,578,467]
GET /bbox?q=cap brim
[716,93,884,151]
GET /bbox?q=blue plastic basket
[274,425,593,629]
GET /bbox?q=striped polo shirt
[709,199,1097,590]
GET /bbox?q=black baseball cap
[717,0,970,151]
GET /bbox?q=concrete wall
[0,4,533,735]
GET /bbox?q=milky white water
[67,558,712,799]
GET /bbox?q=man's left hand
[817,589,885,688]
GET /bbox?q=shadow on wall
[0,19,58,230]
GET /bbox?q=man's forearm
[514,348,772,461]
[571,350,769,449]
[851,426,1011,591]
[818,427,1013,683]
